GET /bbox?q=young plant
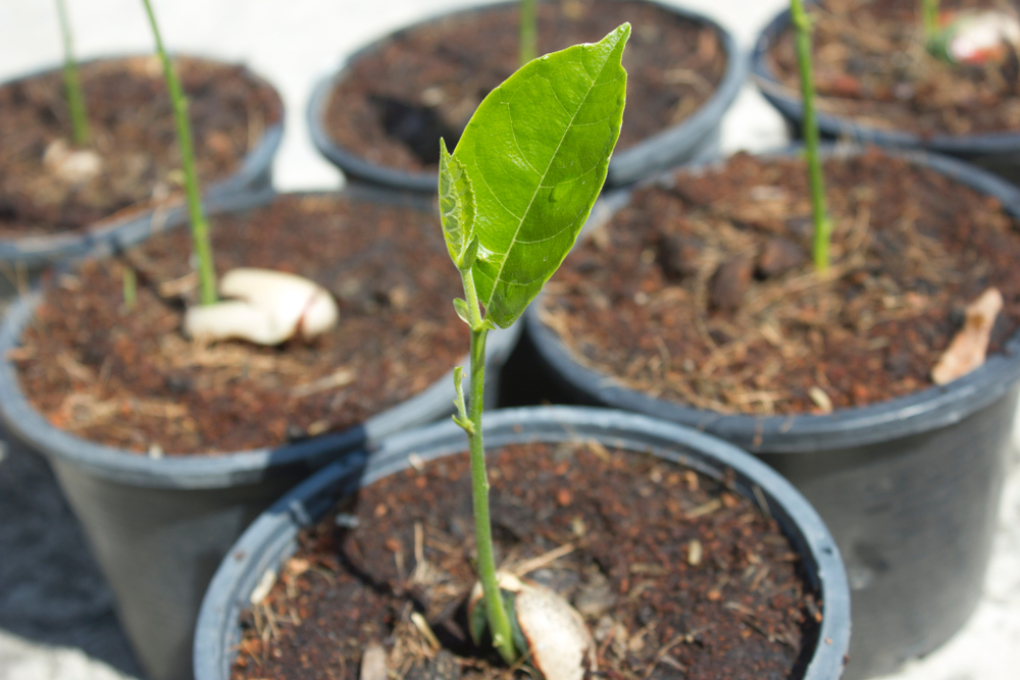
[790,0,831,272]
[140,0,217,305]
[55,0,91,146]
[519,0,537,66]
[921,0,940,45]
[440,24,630,665]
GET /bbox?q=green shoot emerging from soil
[520,0,537,65]
[440,24,629,664]
[141,0,217,305]
[55,0,90,146]
[922,0,940,45]
[790,0,831,272]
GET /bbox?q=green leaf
[453,298,471,325]
[438,138,476,270]
[453,23,630,328]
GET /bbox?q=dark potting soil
[13,194,467,455]
[324,0,726,171]
[539,149,1020,415]
[232,441,820,680]
[767,0,1020,136]
[0,55,282,239]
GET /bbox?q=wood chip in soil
[539,149,1020,415]
[767,0,1020,136]
[231,441,820,680]
[14,194,467,455]
[324,0,726,172]
[0,55,282,239]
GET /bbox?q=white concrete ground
[0,1,1017,678]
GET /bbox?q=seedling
[921,0,939,45]
[140,0,217,305]
[790,0,830,272]
[519,0,537,65]
[55,0,90,146]
[440,24,629,667]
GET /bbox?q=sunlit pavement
[0,2,1016,679]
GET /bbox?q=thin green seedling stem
[922,0,940,43]
[123,265,137,310]
[55,0,91,146]
[140,0,217,305]
[460,268,516,665]
[790,0,830,272]
[519,0,537,66]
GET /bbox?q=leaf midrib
[482,49,614,306]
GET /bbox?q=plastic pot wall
[194,406,851,680]
[0,188,521,680]
[0,55,284,301]
[524,147,1020,679]
[751,2,1020,185]
[308,0,746,193]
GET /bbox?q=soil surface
[768,0,1020,136]
[0,55,282,239]
[324,0,727,172]
[232,441,821,680]
[13,194,468,455]
[539,149,1020,415]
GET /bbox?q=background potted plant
[195,28,849,678]
[522,2,1020,677]
[0,0,283,292]
[0,3,518,679]
[307,0,745,192]
[751,0,1020,184]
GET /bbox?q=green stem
[922,0,939,44]
[141,0,217,305]
[55,0,90,146]
[519,0,537,66]
[791,0,830,272]
[460,269,516,665]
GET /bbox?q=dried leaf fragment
[359,642,388,680]
[932,287,1003,385]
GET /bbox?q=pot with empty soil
[751,0,1020,183]
[0,188,521,680]
[0,53,284,291]
[525,146,1020,679]
[308,0,744,193]
[194,406,851,680]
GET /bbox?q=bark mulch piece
[0,55,282,239]
[13,194,467,455]
[767,0,1020,136]
[232,441,821,680]
[539,149,1020,415]
[324,0,726,171]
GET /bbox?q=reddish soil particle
[14,194,468,455]
[539,149,1020,415]
[324,0,726,172]
[232,442,820,680]
[0,55,281,239]
[768,0,1020,136]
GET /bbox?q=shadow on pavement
[0,433,144,679]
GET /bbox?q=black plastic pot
[525,147,1020,679]
[0,54,284,295]
[0,187,521,680]
[194,405,851,680]
[751,2,1020,184]
[308,0,746,193]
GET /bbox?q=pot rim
[0,187,521,488]
[750,1,1020,153]
[193,405,851,680]
[526,144,1020,453]
[307,0,747,193]
[0,51,285,264]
